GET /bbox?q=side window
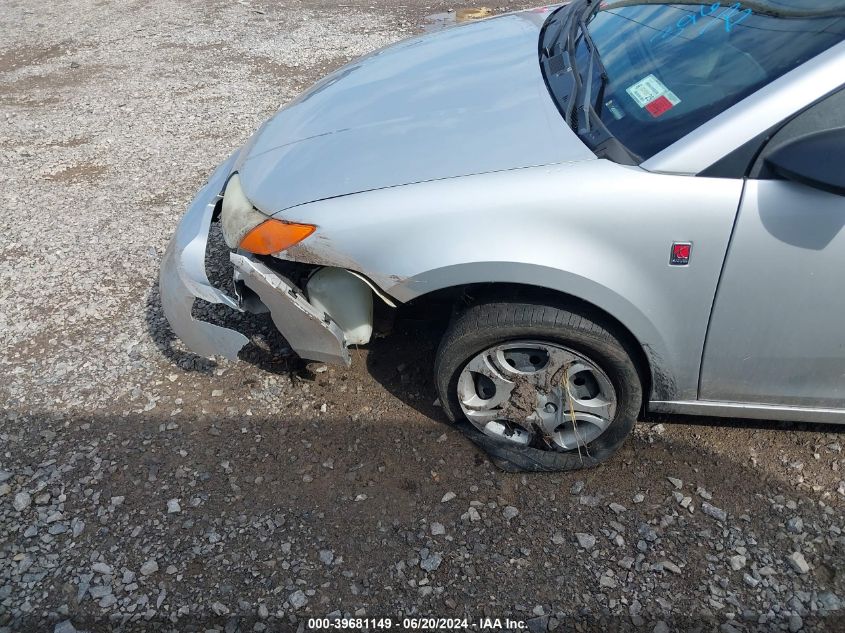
[750,87,845,179]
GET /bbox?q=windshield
[541,0,845,161]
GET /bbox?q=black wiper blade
[538,0,637,165]
[577,10,609,126]
[564,0,641,165]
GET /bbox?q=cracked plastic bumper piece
[159,155,350,365]
[230,254,350,366]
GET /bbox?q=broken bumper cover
[229,254,351,366]
[159,155,350,366]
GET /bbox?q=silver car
[160,0,845,471]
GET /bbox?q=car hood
[237,8,593,215]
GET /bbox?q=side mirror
[764,127,845,196]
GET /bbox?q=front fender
[270,160,743,401]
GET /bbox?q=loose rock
[575,533,596,550]
[729,555,746,571]
[702,502,727,522]
[420,552,443,572]
[289,590,308,609]
[786,551,810,574]
[211,601,229,616]
[502,505,519,520]
[140,559,159,576]
[13,492,31,512]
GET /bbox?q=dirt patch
[0,42,69,73]
[0,94,62,108]
[0,62,105,110]
[250,55,308,86]
[157,41,230,54]
[499,375,538,423]
[44,163,108,183]
[48,136,90,148]
[0,245,29,264]
[142,191,175,207]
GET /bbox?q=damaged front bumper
[159,155,351,366]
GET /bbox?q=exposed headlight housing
[220,173,316,255]
[221,174,266,249]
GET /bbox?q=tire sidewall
[435,305,642,470]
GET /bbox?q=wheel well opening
[399,282,653,410]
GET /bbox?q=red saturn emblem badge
[670,242,692,266]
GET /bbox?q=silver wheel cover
[456,340,617,451]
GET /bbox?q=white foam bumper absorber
[306,268,374,346]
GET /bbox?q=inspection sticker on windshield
[626,74,680,118]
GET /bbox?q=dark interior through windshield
[566,1,845,160]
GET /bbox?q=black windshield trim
[567,1,642,164]
[540,1,642,165]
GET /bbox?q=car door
[698,88,845,408]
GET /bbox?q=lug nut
[544,402,558,413]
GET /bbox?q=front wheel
[434,301,643,472]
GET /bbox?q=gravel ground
[1,1,844,632]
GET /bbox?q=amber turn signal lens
[239,219,316,255]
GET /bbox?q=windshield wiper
[577,8,609,125]
[563,0,640,165]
